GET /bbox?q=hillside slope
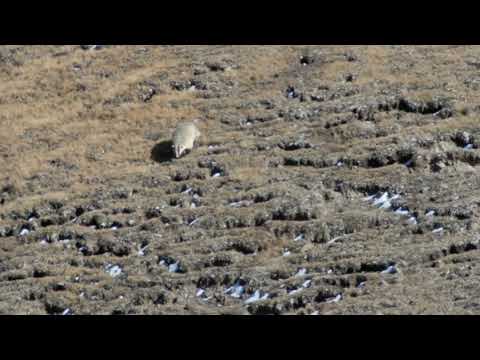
[1,45,480,314]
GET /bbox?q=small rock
[345,73,355,82]
[286,86,300,99]
[453,131,472,148]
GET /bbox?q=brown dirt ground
[1,45,480,314]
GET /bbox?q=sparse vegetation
[1,45,480,314]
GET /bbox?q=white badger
[172,122,201,159]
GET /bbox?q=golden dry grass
[3,46,480,315]
[0,48,188,194]
[0,46,301,217]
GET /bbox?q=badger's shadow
[151,140,175,164]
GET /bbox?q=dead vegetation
[2,45,480,314]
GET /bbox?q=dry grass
[3,46,480,315]
[0,46,204,196]
[2,45,479,204]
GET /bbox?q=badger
[172,122,201,159]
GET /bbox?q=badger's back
[172,122,200,148]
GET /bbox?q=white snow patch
[432,227,444,234]
[302,280,312,288]
[138,245,149,257]
[381,265,398,275]
[19,229,30,236]
[105,265,123,278]
[189,218,200,226]
[395,208,410,216]
[426,210,435,217]
[244,290,269,305]
[326,294,343,304]
[327,236,344,245]
[379,200,392,210]
[229,201,252,208]
[85,45,103,51]
[373,192,389,207]
[295,268,307,277]
[225,282,245,299]
[288,288,303,295]
[62,309,72,316]
[168,262,180,273]
[294,233,305,242]
[367,192,402,210]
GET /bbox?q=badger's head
[173,144,187,159]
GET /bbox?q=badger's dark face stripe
[174,145,186,158]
